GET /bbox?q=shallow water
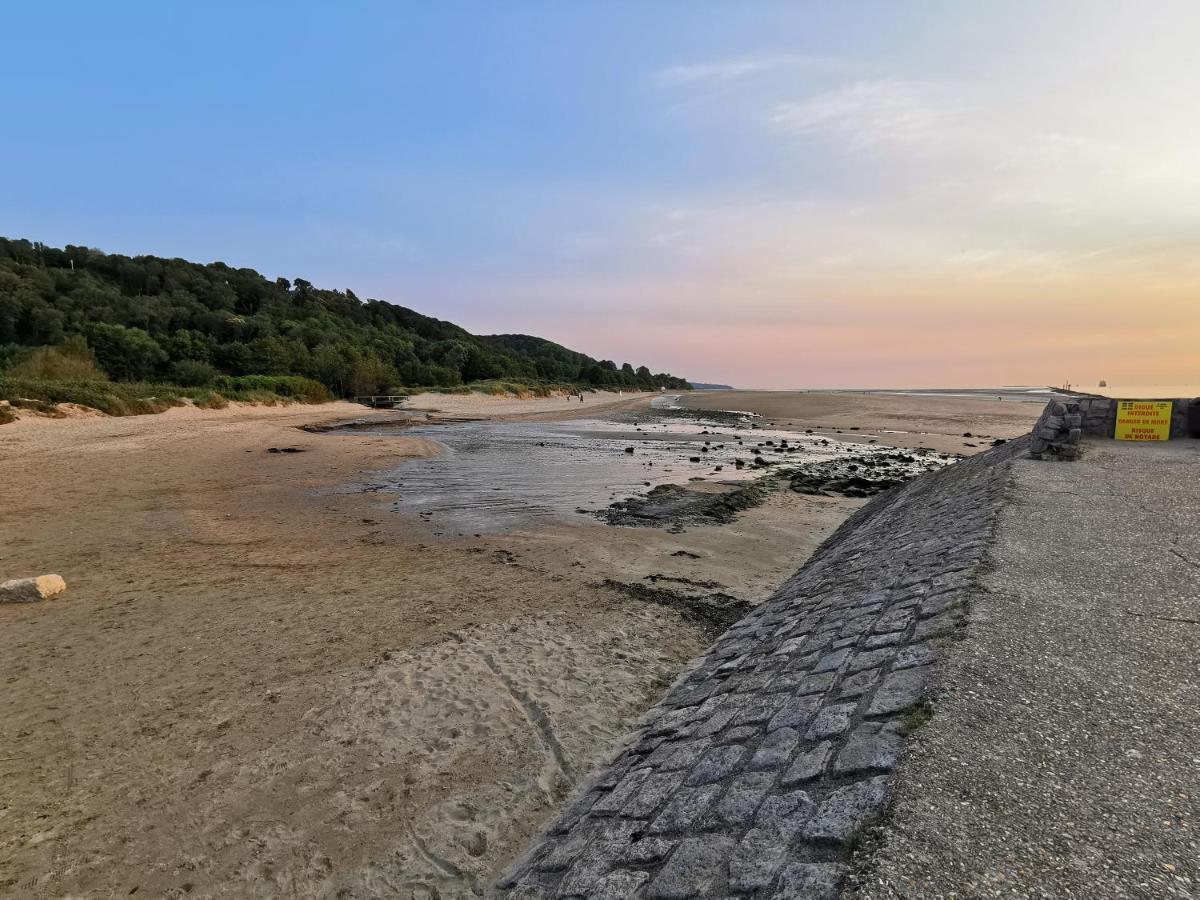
[1092,385,1200,399]
[870,387,1060,403]
[336,408,933,536]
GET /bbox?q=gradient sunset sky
[3,1,1197,388]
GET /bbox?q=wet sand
[0,390,1039,897]
[399,389,659,422]
[677,390,1041,454]
[0,397,854,898]
[333,411,933,536]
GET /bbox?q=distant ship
[1099,379,1107,387]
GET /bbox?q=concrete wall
[1030,394,1196,459]
[1073,395,1192,439]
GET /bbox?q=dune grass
[375,381,568,399]
[0,374,630,424]
[0,375,330,419]
[398,380,618,398]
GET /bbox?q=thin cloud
[769,80,965,149]
[653,53,834,87]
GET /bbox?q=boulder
[1,574,67,603]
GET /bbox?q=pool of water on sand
[334,408,932,536]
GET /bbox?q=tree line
[0,238,692,395]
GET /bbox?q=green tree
[215,341,253,375]
[349,354,397,395]
[309,344,353,395]
[0,237,694,392]
[85,324,166,380]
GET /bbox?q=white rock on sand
[0,574,67,603]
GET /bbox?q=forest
[0,238,691,400]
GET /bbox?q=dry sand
[0,390,1040,897]
[0,395,852,898]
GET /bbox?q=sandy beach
[0,390,1039,897]
[399,389,660,421]
[675,390,1041,454]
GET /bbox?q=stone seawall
[1031,393,1196,458]
[493,437,1031,898]
[1074,394,1193,439]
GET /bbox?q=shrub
[8,342,108,381]
[191,391,229,410]
[215,374,331,403]
[172,359,218,387]
[0,344,22,371]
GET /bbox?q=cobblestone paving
[493,438,1029,898]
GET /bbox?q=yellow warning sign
[1114,400,1173,441]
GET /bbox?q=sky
[2,1,1198,388]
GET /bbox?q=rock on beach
[0,575,67,603]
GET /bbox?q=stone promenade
[494,438,1029,897]
[853,438,1198,898]
[494,434,1198,898]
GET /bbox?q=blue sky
[3,2,1198,387]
